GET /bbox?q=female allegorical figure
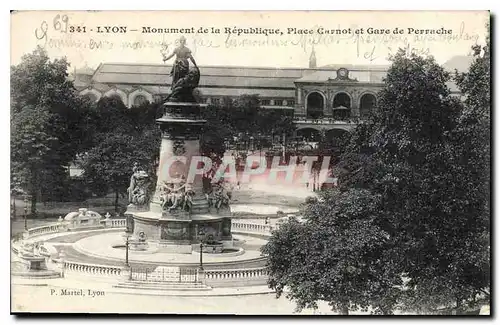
[161,36,198,88]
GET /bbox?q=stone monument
[126,38,232,253]
[14,241,59,278]
[64,208,103,231]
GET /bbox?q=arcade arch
[359,93,377,117]
[297,127,321,142]
[332,92,352,120]
[306,91,325,119]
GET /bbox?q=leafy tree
[199,101,236,190]
[434,30,491,311]
[11,108,59,215]
[11,46,90,162]
[79,127,160,211]
[262,189,402,315]
[77,99,162,207]
[258,109,296,140]
[92,96,134,135]
[199,95,295,188]
[229,95,262,135]
[263,47,490,314]
[10,46,93,212]
[347,50,488,313]
[128,100,164,130]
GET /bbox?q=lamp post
[250,136,254,152]
[125,234,130,267]
[199,242,204,270]
[199,230,205,270]
[23,195,29,231]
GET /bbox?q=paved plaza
[11,184,321,314]
[61,231,266,265]
[11,278,337,314]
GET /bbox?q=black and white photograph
[8,10,491,315]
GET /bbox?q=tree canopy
[10,47,163,212]
[262,45,490,314]
[10,47,92,213]
[77,98,161,211]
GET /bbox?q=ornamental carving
[207,183,231,213]
[127,163,151,207]
[173,140,186,156]
[157,178,195,214]
[329,68,358,82]
[161,222,189,240]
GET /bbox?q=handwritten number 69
[53,14,69,33]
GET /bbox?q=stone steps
[12,270,61,279]
[114,280,212,291]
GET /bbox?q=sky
[10,11,489,70]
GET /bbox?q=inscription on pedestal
[160,222,190,240]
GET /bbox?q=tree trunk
[341,306,349,315]
[30,169,38,217]
[30,192,37,218]
[114,189,120,212]
[455,297,462,315]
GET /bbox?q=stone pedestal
[129,240,149,251]
[64,208,104,231]
[127,101,233,253]
[19,255,47,271]
[121,266,131,281]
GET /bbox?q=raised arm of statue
[163,51,176,63]
[188,53,198,68]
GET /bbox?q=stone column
[122,266,131,281]
[150,102,208,215]
[351,92,360,118]
[146,101,210,254]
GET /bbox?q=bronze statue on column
[162,36,200,103]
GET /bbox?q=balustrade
[19,219,269,283]
[63,261,122,277]
[25,223,66,238]
[204,267,268,280]
[109,218,127,228]
[295,118,359,124]
[231,221,274,235]
[24,218,127,240]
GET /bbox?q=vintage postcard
[10,10,490,315]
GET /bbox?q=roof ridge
[98,62,391,72]
[100,62,308,70]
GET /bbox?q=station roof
[80,60,462,96]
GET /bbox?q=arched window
[359,93,377,118]
[306,92,324,119]
[133,95,148,107]
[107,94,122,101]
[333,92,351,108]
[332,92,351,120]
